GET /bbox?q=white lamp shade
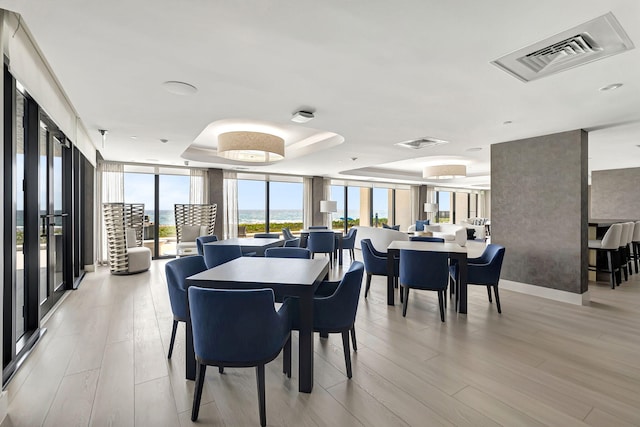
[423,164,466,179]
[320,200,337,213]
[424,203,439,213]
[217,131,285,162]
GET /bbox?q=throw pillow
[180,225,201,242]
[415,219,430,231]
[125,228,138,248]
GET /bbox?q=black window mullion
[265,181,270,233]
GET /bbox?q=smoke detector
[491,12,634,82]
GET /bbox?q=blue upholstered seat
[195,235,218,256]
[284,238,300,247]
[164,255,208,359]
[409,236,445,243]
[360,238,398,298]
[308,231,335,268]
[203,244,242,269]
[264,247,311,259]
[341,228,358,262]
[289,262,365,378]
[399,249,449,321]
[188,287,292,425]
[450,244,506,313]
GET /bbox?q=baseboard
[500,279,590,306]
[0,390,7,424]
[84,263,96,272]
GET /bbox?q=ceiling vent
[395,137,449,150]
[492,12,634,82]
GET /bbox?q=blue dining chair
[281,227,295,240]
[254,232,280,239]
[308,232,335,268]
[188,287,293,425]
[203,244,242,269]
[289,262,365,378]
[196,235,218,256]
[360,238,398,298]
[341,228,358,262]
[400,249,449,321]
[164,255,208,359]
[308,225,328,229]
[264,247,311,259]
[410,236,445,243]
[284,238,300,247]
[450,244,506,313]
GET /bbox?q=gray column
[311,176,324,226]
[208,169,224,239]
[491,130,588,294]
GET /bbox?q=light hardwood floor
[3,248,640,427]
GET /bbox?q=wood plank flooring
[3,248,640,426]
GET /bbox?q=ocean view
[145,209,378,224]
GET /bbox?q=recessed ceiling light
[145,159,159,162]
[503,120,513,125]
[291,110,314,123]
[130,136,138,140]
[160,139,168,143]
[466,147,482,152]
[162,81,198,95]
[599,83,623,91]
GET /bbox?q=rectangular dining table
[205,237,284,256]
[386,241,469,313]
[185,256,330,393]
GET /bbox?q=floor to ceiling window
[269,180,303,233]
[237,178,267,235]
[330,185,346,230]
[372,186,392,226]
[436,191,452,223]
[158,172,190,255]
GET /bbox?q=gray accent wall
[492,130,588,294]
[311,177,325,226]
[590,168,640,220]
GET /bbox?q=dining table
[386,240,469,313]
[185,256,330,393]
[299,229,344,265]
[204,237,284,256]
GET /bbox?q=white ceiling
[2,0,640,188]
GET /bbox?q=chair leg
[494,286,502,314]
[398,277,403,303]
[402,287,409,317]
[607,251,616,289]
[437,290,445,322]
[191,363,206,421]
[486,286,493,303]
[168,320,178,359]
[341,331,352,379]
[364,274,372,298]
[218,366,224,374]
[329,252,333,269]
[449,277,455,297]
[283,335,291,378]
[635,242,639,274]
[350,326,357,351]
[320,331,328,338]
[621,248,629,281]
[256,364,267,427]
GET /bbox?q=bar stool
[624,222,635,277]
[619,222,631,282]
[588,223,622,289]
[633,221,640,274]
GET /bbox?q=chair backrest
[399,249,449,291]
[601,223,622,250]
[342,228,358,249]
[188,287,288,363]
[307,231,335,253]
[308,226,328,229]
[313,262,365,330]
[360,238,387,275]
[284,238,300,247]
[264,247,311,259]
[410,236,445,243]
[626,222,635,244]
[203,244,242,269]
[619,223,630,248]
[254,233,280,239]
[360,238,386,258]
[281,227,295,240]
[468,244,506,286]
[196,235,219,256]
[165,256,208,320]
[634,221,640,242]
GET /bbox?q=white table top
[387,240,468,254]
[187,257,329,286]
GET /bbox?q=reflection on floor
[3,246,640,426]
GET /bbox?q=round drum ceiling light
[217,131,285,163]
[162,81,198,95]
[423,164,467,179]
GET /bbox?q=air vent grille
[492,12,634,82]
[395,137,449,150]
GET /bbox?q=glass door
[38,124,67,315]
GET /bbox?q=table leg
[457,255,468,314]
[338,237,343,266]
[298,291,314,393]
[386,249,397,305]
